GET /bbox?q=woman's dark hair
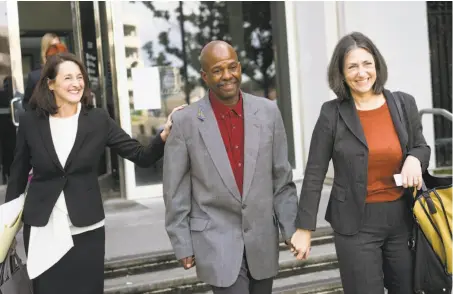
[29,52,92,116]
[327,32,388,100]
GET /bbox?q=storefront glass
[119,1,292,188]
[0,2,21,189]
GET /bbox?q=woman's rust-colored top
[357,102,404,203]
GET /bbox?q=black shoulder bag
[393,91,452,294]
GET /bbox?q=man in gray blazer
[163,41,298,294]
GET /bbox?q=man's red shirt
[209,91,244,195]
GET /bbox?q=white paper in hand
[0,194,25,262]
[0,193,25,231]
[393,174,403,187]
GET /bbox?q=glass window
[119,1,294,187]
[0,2,17,187]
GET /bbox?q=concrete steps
[103,227,342,294]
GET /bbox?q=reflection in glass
[0,2,16,185]
[0,3,12,94]
[121,1,278,186]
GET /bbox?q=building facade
[0,1,450,200]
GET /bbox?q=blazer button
[242,204,247,209]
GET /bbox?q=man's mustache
[217,78,239,88]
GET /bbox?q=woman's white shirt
[26,103,105,279]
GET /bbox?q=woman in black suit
[5,52,184,294]
[291,32,431,293]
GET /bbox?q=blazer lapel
[38,115,64,171]
[384,90,409,157]
[198,97,242,202]
[64,106,90,169]
[338,98,368,148]
[242,94,260,202]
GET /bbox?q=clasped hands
[287,229,312,260]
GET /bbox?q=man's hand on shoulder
[179,255,196,270]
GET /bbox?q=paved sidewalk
[7,183,333,261]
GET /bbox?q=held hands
[160,104,188,142]
[179,255,195,270]
[290,229,312,260]
[401,155,423,190]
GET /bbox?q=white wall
[293,1,436,173]
[293,1,340,179]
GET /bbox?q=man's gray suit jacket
[163,92,298,287]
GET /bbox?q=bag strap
[394,92,428,192]
[393,91,409,148]
[394,92,419,251]
[0,249,12,284]
[24,179,30,199]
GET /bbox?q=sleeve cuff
[281,225,297,241]
[174,247,194,260]
[152,130,165,145]
[295,213,317,231]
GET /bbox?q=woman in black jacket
[291,32,430,294]
[6,52,184,294]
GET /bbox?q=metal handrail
[420,108,452,172]
[419,108,453,121]
[10,97,22,127]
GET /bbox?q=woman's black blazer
[5,106,165,227]
[296,89,431,235]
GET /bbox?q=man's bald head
[199,40,242,102]
[200,41,238,72]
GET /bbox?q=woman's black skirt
[23,224,105,294]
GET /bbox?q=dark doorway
[427,1,452,168]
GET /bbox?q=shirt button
[238,162,242,167]
[235,145,239,149]
[221,115,225,119]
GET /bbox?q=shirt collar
[209,90,243,118]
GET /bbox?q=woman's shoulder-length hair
[327,32,388,100]
[29,52,93,116]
